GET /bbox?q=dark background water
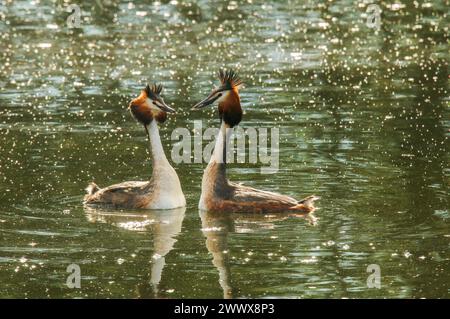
[0,0,449,298]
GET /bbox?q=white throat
[146,120,186,209]
[199,121,233,210]
[210,121,233,164]
[148,120,169,166]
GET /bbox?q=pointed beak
[191,93,219,111]
[156,100,176,113]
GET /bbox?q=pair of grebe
[84,70,318,214]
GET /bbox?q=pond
[0,0,448,298]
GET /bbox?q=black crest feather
[218,69,242,89]
[145,83,163,99]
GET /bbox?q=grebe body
[192,70,318,214]
[84,84,185,209]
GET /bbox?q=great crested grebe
[83,84,186,209]
[192,69,318,214]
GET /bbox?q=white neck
[145,120,186,209]
[148,120,169,166]
[210,121,232,164]
[199,122,233,210]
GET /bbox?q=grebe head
[128,83,176,125]
[191,69,243,127]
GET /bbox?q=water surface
[0,0,449,298]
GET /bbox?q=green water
[0,1,449,298]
